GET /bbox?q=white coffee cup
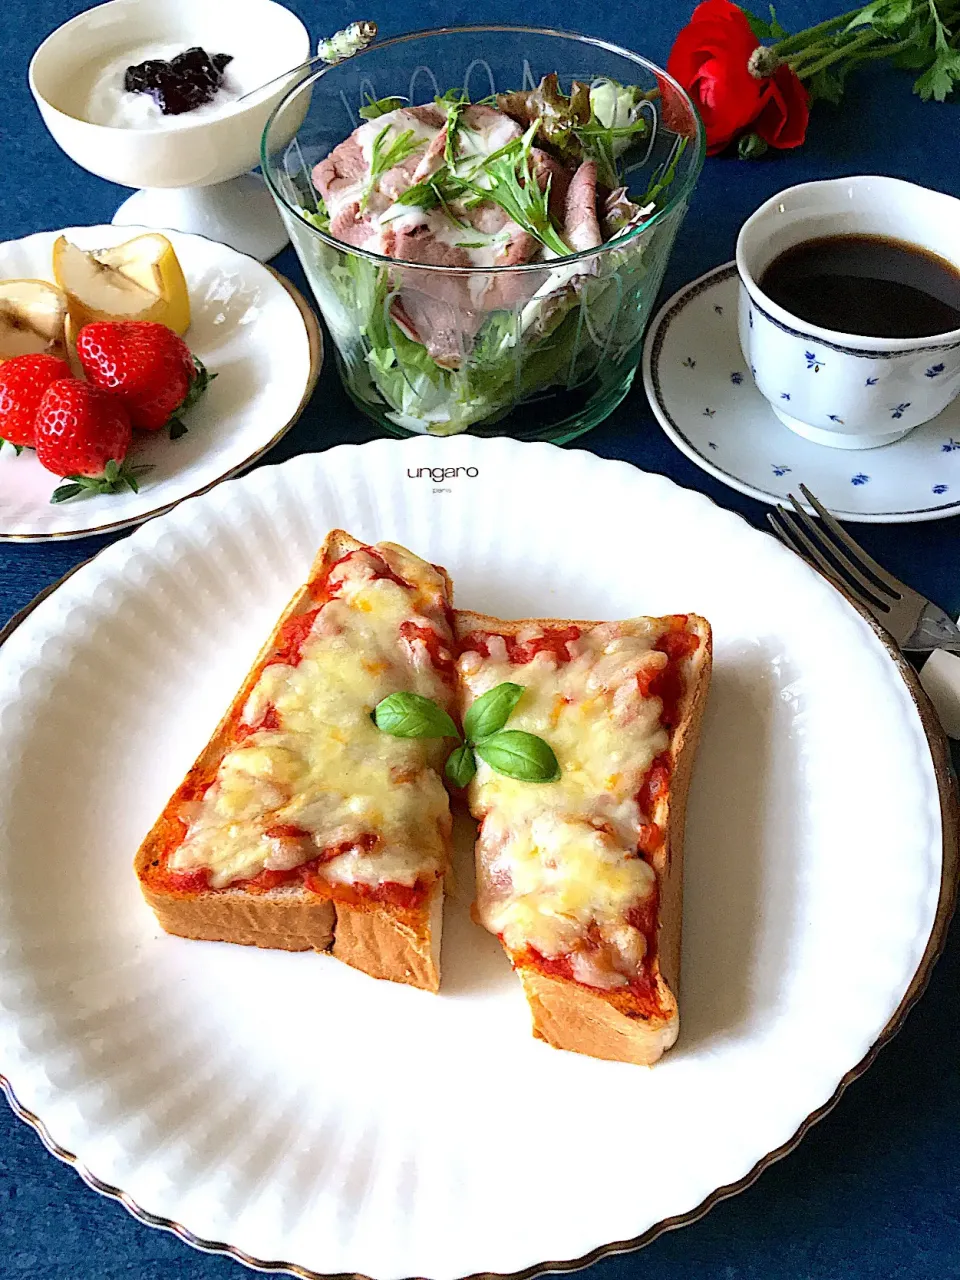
[736,176,960,450]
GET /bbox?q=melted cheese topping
[460,622,673,990]
[171,544,455,891]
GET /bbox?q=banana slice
[0,279,69,362]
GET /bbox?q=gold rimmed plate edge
[0,549,955,1280]
[0,264,323,545]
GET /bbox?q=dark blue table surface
[2,2,959,1277]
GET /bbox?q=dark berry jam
[123,48,234,117]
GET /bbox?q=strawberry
[34,379,147,503]
[0,353,73,452]
[76,320,213,438]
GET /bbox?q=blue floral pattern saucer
[641,263,960,524]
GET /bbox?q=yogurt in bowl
[80,44,248,130]
[30,0,310,187]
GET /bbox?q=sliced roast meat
[393,290,475,370]
[494,229,539,267]
[531,148,572,222]
[458,204,541,310]
[411,128,449,184]
[385,207,543,365]
[379,150,429,202]
[312,135,366,209]
[404,104,447,129]
[388,297,422,343]
[329,201,379,249]
[311,95,620,369]
[480,262,547,319]
[372,106,444,200]
[412,104,522,186]
[389,214,477,368]
[462,202,510,236]
[437,202,541,311]
[458,104,522,156]
[385,195,553,363]
[460,203,538,267]
[314,107,442,221]
[392,220,473,269]
[601,186,648,240]
[564,160,602,253]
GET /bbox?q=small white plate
[642,263,960,524]
[0,437,953,1280]
[0,225,322,541]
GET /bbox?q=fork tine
[767,509,882,618]
[797,483,906,598]
[785,493,893,610]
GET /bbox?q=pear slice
[53,236,161,331]
[52,235,191,337]
[95,234,191,336]
[0,279,69,362]
[62,313,86,378]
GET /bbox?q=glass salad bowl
[262,26,705,441]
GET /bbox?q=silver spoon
[237,20,378,103]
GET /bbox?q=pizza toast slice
[455,609,712,1061]
[135,530,458,991]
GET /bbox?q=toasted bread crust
[518,969,673,1066]
[141,882,336,952]
[134,530,452,990]
[455,610,713,1063]
[333,880,443,992]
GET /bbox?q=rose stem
[787,29,885,77]
[770,9,862,56]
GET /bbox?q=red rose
[667,0,809,154]
[755,63,810,148]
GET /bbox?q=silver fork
[767,483,960,655]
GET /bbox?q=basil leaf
[475,730,560,783]
[464,682,525,742]
[445,743,477,788]
[373,692,459,739]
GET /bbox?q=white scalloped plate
[0,437,946,1278]
[0,225,321,541]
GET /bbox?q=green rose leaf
[737,132,769,160]
[742,7,774,38]
[445,743,477,788]
[475,729,560,783]
[373,692,459,739]
[464,682,525,743]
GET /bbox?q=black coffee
[759,234,960,339]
